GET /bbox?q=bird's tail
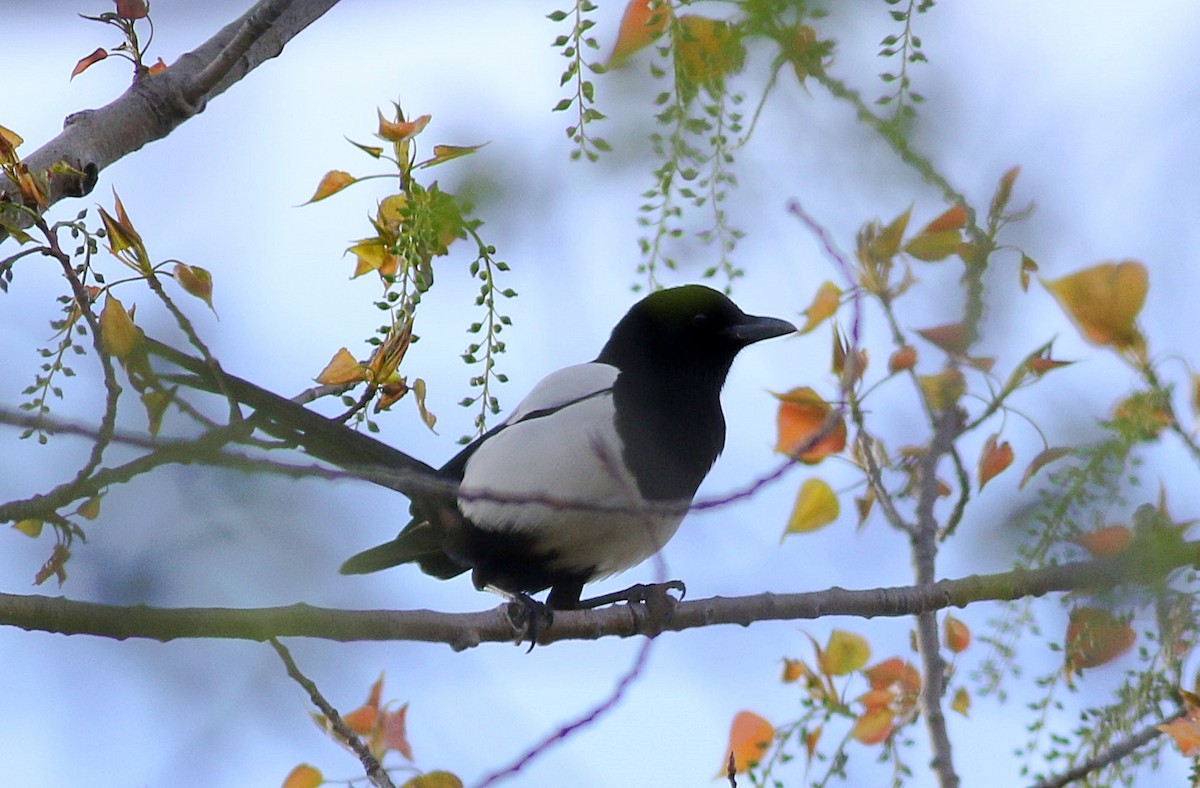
[339,520,465,579]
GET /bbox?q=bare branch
[1030,709,1178,788]
[0,0,340,226]
[2,544,1196,649]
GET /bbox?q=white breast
[457,363,686,578]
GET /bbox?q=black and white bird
[339,284,795,610]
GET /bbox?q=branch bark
[2,544,1195,650]
[0,0,341,226]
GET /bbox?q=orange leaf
[607,0,669,67]
[1042,261,1148,352]
[923,204,967,234]
[418,142,488,169]
[819,630,870,676]
[857,688,894,712]
[916,322,973,356]
[306,170,357,203]
[377,110,431,143]
[781,658,810,683]
[773,387,846,463]
[990,166,1021,221]
[315,348,368,386]
[411,377,437,431]
[798,281,841,334]
[1159,715,1200,757]
[147,57,168,75]
[722,711,774,774]
[1019,446,1072,489]
[851,707,894,745]
[1071,525,1132,558]
[803,726,822,762]
[944,614,971,653]
[784,478,839,535]
[865,658,920,695]
[282,763,324,788]
[977,434,1014,491]
[1065,607,1135,672]
[951,687,971,717]
[1027,355,1073,376]
[888,345,917,373]
[71,48,108,80]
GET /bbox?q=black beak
[725,314,796,346]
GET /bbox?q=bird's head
[596,285,795,380]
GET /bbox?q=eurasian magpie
[338,284,795,610]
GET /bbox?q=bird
[338,284,795,612]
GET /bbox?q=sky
[3,1,1200,786]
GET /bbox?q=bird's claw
[506,593,553,652]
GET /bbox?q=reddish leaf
[977,434,1014,491]
[888,345,917,373]
[381,703,412,760]
[1071,525,1132,558]
[1019,446,1072,489]
[916,322,973,356]
[865,657,920,695]
[115,0,149,20]
[1065,607,1135,672]
[71,48,108,80]
[1019,254,1038,292]
[922,204,967,234]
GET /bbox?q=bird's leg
[502,592,554,652]
[576,580,687,609]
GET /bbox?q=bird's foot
[505,592,554,652]
[576,580,686,610]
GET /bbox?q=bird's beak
[725,314,796,345]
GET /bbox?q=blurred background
[3,1,1200,785]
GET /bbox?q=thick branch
[0,0,340,223]
[2,544,1195,649]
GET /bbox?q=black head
[596,285,795,381]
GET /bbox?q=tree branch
[3,544,1196,649]
[1030,708,1178,788]
[0,0,340,226]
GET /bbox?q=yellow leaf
[281,763,324,788]
[721,711,774,774]
[401,773,464,788]
[905,230,962,262]
[305,170,357,203]
[141,386,175,436]
[785,478,839,535]
[820,629,870,675]
[78,496,101,520]
[1042,261,1148,352]
[173,263,215,312]
[12,519,43,538]
[99,294,141,359]
[868,205,912,262]
[315,348,368,386]
[951,687,970,717]
[773,387,846,463]
[797,281,841,334]
[412,377,437,432]
[917,368,965,411]
[608,0,669,67]
[977,433,1014,491]
[675,15,746,88]
[0,123,23,154]
[1019,254,1038,291]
